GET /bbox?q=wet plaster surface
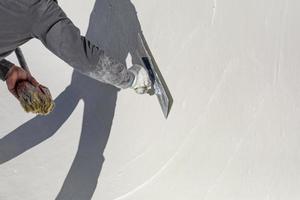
[1,0,300,199]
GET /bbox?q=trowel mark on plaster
[211,0,217,25]
[273,0,289,85]
[113,63,232,200]
[118,148,151,175]
[167,25,205,72]
[203,94,267,200]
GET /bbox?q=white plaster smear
[1,0,300,199]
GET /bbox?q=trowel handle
[15,47,31,74]
[142,57,155,84]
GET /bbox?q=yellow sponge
[16,81,55,115]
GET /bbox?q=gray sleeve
[0,59,14,81]
[30,0,134,89]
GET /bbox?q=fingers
[6,68,21,98]
[38,85,49,95]
[133,81,152,95]
[5,67,17,89]
[6,67,26,87]
[9,88,19,99]
[5,66,40,99]
[6,73,17,91]
[135,85,150,94]
[28,76,40,87]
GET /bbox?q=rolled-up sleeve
[0,59,14,81]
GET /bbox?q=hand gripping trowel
[137,33,173,118]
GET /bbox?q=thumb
[5,66,17,87]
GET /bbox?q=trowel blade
[137,33,173,118]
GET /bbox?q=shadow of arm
[0,87,80,164]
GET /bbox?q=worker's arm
[30,0,135,89]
